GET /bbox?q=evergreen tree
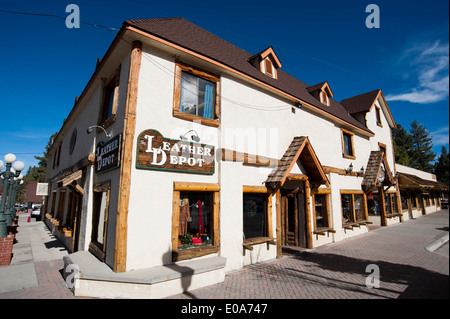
[408,120,436,173]
[434,146,449,185]
[392,124,412,166]
[17,132,57,202]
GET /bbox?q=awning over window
[266,136,329,190]
[361,150,395,193]
[398,173,448,193]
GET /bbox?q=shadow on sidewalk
[272,251,449,299]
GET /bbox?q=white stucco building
[44,18,447,298]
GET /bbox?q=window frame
[98,67,121,128]
[340,190,368,225]
[242,187,273,240]
[319,90,329,106]
[172,182,220,262]
[375,106,382,127]
[89,181,111,262]
[312,189,332,232]
[173,63,220,127]
[341,128,356,159]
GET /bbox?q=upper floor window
[320,90,329,106]
[375,106,382,127]
[264,58,274,77]
[99,68,120,127]
[174,63,220,127]
[341,128,355,159]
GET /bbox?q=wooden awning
[266,136,329,190]
[398,172,448,192]
[361,151,395,193]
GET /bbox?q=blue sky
[0,0,448,173]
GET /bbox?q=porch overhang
[398,172,449,193]
[361,151,395,193]
[266,136,329,191]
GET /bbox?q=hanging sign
[95,134,122,174]
[136,129,215,175]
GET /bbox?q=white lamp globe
[18,173,24,180]
[12,160,25,172]
[0,160,4,170]
[4,153,16,164]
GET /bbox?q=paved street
[0,210,448,299]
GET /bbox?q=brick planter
[0,235,14,266]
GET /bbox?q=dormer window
[264,58,274,77]
[248,46,282,79]
[320,90,329,106]
[307,81,333,106]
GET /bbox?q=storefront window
[313,193,329,229]
[243,194,267,239]
[89,182,110,261]
[172,182,220,262]
[341,194,353,224]
[341,192,368,224]
[178,192,213,250]
[367,193,380,215]
[354,194,365,221]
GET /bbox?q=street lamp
[0,154,25,238]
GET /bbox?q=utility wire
[0,9,119,32]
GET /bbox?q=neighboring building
[397,164,448,219]
[25,182,44,210]
[44,18,447,298]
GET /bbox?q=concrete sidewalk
[0,214,73,297]
[168,209,449,299]
[0,210,448,299]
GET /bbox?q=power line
[0,8,119,32]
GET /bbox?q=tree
[17,132,58,202]
[408,120,436,173]
[434,146,449,185]
[392,124,413,166]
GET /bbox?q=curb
[426,233,450,252]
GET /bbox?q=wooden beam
[220,148,279,167]
[114,40,142,273]
[242,185,272,193]
[174,182,220,192]
[275,190,282,258]
[378,186,387,226]
[171,191,180,254]
[304,179,313,249]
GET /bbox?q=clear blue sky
[0,0,448,174]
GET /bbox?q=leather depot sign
[95,134,122,174]
[137,129,215,175]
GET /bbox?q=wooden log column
[114,40,142,273]
[378,186,387,226]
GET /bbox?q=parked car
[441,199,448,209]
[30,207,41,220]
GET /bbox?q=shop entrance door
[281,184,308,248]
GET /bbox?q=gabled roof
[341,89,381,114]
[124,18,373,136]
[361,151,394,193]
[341,89,396,128]
[248,46,282,69]
[307,81,333,97]
[398,173,449,192]
[266,136,329,189]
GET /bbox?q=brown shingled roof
[340,89,381,115]
[124,18,373,135]
[361,151,394,193]
[266,136,329,189]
